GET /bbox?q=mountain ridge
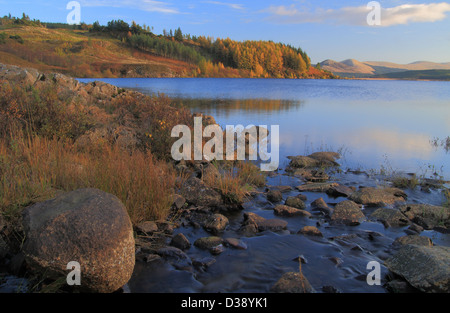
[320,58,450,79]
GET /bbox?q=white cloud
[203,1,244,10]
[79,0,180,14]
[263,2,450,27]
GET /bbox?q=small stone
[193,257,216,269]
[203,213,229,235]
[144,254,161,263]
[285,197,306,210]
[326,184,354,198]
[297,226,323,237]
[292,255,308,264]
[210,244,225,255]
[194,237,223,250]
[329,257,343,266]
[274,205,311,218]
[311,198,332,216]
[271,272,315,293]
[135,221,158,234]
[170,233,191,250]
[322,285,340,293]
[271,185,293,193]
[173,194,186,210]
[267,190,283,203]
[406,223,424,234]
[331,200,366,225]
[224,238,247,250]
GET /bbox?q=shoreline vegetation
[0,63,449,293]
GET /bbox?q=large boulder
[22,188,135,293]
[385,245,450,293]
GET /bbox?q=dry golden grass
[202,160,266,204]
[0,132,175,225]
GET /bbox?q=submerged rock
[385,245,450,293]
[22,188,135,293]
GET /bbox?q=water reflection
[171,98,303,116]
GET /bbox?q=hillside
[0,16,335,79]
[0,25,197,78]
[320,58,450,80]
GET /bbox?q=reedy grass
[0,131,175,226]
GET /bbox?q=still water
[80,78,450,179]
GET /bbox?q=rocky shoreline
[0,63,449,293]
[127,151,449,293]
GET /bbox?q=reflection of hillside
[172,98,304,115]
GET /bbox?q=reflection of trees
[171,97,304,116]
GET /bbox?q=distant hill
[373,69,450,81]
[0,14,335,79]
[320,59,450,80]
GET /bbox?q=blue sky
[1,0,450,64]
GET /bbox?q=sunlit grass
[0,132,175,225]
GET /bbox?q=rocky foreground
[3,149,448,293]
[0,64,449,293]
